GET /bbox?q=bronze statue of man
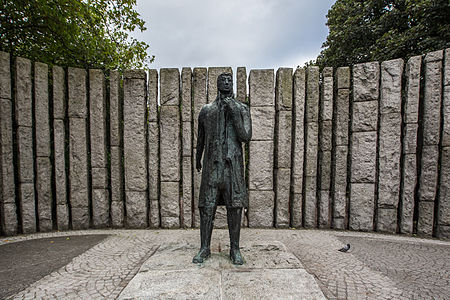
[193,73,252,265]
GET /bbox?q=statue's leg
[227,207,244,265]
[193,206,216,263]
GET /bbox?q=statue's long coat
[196,97,252,208]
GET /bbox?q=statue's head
[217,73,233,93]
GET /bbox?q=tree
[316,0,450,68]
[0,0,154,70]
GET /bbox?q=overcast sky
[131,0,336,72]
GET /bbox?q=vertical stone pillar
[147,69,159,228]
[0,52,18,235]
[418,50,443,235]
[89,69,109,227]
[181,68,192,228]
[350,62,379,231]
[15,57,36,233]
[192,68,207,227]
[319,67,333,228]
[291,68,305,228]
[332,67,350,229]
[52,66,69,230]
[248,69,275,227]
[304,66,319,228]
[237,67,247,103]
[400,56,421,234]
[274,68,293,228]
[68,67,89,230]
[34,62,52,231]
[123,70,148,228]
[377,59,404,233]
[159,68,180,228]
[438,48,450,238]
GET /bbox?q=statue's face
[218,74,233,93]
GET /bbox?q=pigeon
[338,244,350,252]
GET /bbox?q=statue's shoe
[230,249,244,265]
[193,248,211,263]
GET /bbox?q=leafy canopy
[1,0,153,70]
[316,0,450,68]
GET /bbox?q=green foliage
[1,0,154,70]
[316,0,450,68]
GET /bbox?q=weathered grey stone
[123,72,147,191]
[424,49,443,62]
[417,201,434,236]
[419,145,439,201]
[160,68,180,106]
[89,69,107,168]
[352,101,378,132]
[91,167,107,189]
[36,157,52,231]
[123,69,146,79]
[214,206,228,229]
[160,181,180,228]
[249,141,273,190]
[181,68,192,122]
[160,105,180,182]
[147,69,158,122]
[56,204,69,231]
[404,56,422,124]
[182,121,191,157]
[304,176,317,228]
[52,66,65,120]
[353,62,380,102]
[445,48,450,86]
[403,123,418,154]
[249,69,274,107]
[192,68,207,147]
[351,131,377,183]
[275,168,290,228]
[305,122,318,177]
[380,58,403,114]
[111,200,124,228]
[277,110,291,168]
[69,117,89,209]
[250,106,275,141]
[92,188,109,227]
[292,68,305,196]
[335,89,349,145]
[321,69,333,121]
[438,147,450,227]
[207,67,232,103]
[1,99,15,203]
[334,218,345,230]
[378,112,401,206]
[400,154,416,234]
[276,68,293,111]
[443,86,450,147]
[306,66,319,122]
[0,52,11,99]
[236,67,247,103]
[71,207,89,230]
[377,208,397,233]
[333,146,348,223]
[291,193,302,228]
[149,197,160,228]
[53,120,67,229]
[320,150,332,189]
[148,123,159,200]
[423,59,442,146]
[108,71,121,147]
[438,225,450,239]
[34,62,51,157]
[68,67,87,118]
[1,203,17,235]
[15,57,32,126]
[182,157,192,228]
[319,190,330,228]
[349,183,374,231]
[125,191,147,228]
[336,67,350,89]
[110,146,123,227]
[248,190,274,227]
[320,120,333,151]
[20,182,36,233]
[17,126,34,182]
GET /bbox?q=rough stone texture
[20,183,36,233]
[17,126,34,182]
[377,208,397,233]
[320,120,333,151]
[353,62,380,102]
[0,52,11,99]
[52,66,65,119]
[351,101,379,132]
[404,56,422,124]
[249,106,275,141]
[91,167,107,190]
[403,123,418,154]
[34,62,51,157]
[443,86,450,147]
[110,146,123,228]
[306,66,319,122]
[89,69,107,168]
[320,151,332,189]
[147,123,159,226]
[207,67,232,103]
[305,122,318,177]
[125,191,147,228]
[424,50,443,62]
[321,67,333,121]
[123,71,147,192]
[160,105,180,182]
[400,154,416,234]
[276,68,293,111]
[335,89,350,145]
[438,147,450,230]
[249,141,273,191]
[182,157,192,228]
[292,68,305,200]
[160,181,180,228]
[351,131,377,183]
[380,59,403,114]
[147,69,158,123]
[236,67,247,103]
[15,57,32,126]
[275,168,290,228]
[160,68,180,106]
[319,190,330,228]
[56,204,69,231]
[291,193,302,228]
[182,121,191,157]
[445,48,450,86]
[304,176,317,228]
[249,69,274,107]
[92,188,109,227]
[53,119,68,230]
[336,67,350,89]
[109,70,121,146]
[248,190,274,227]
[276,110,291,168]
[419,145,439,202]
[417,201,434,236]
[349,183,374,231]
[111,200,124,228]
[423,58,442,146]
[68,68,87,118]
[181,68,192,122]
[333,146,348,229]
[36,157,52,231]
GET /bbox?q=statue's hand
[196,161,202,172]
[222,97,233,110]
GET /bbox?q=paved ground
[0,229,449,299]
